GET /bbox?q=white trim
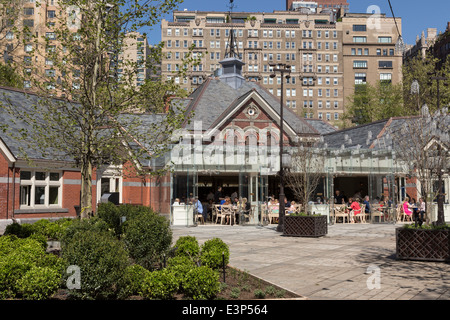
[204,91,298,140]
[0,138,16,163]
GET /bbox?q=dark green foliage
[0,236,63,299]
[122,210,172,270]
[182,266,221,300]
[173,235,200,260]
[118,264,151,299]
[60,229,129,300]
[140,269,179,300]
[4,218,74,241]
[199,238,230,270]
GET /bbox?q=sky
[145,0,450,46]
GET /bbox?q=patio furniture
[268,205,279,224]
[371,205,384,223]
[214,204,223,224]
[334,204,349,223]
[353,204,366,223]
[221,205,234,225]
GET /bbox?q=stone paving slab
[171,223,450,300]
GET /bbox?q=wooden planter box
[396,227,450,262]
[283,215,328,238]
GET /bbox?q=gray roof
[0,87,71,161]
[322,120,390,150]
[181,78,319,136]
[305,119,337,135]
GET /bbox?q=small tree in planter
[285,142,326,215]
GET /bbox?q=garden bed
[396,226,450,262]
[50,266,302,300]
[283,215,328,238]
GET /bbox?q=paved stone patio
[171,222,450,300]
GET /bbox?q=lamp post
[270,63,291,232]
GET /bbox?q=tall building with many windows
[341,13,403,109]
[161,9,402,126]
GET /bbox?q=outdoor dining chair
[334,204,349,223]
[371,205,384,223]
[220,204,233,225]
[214,204,223,224]
[353,204,366,223]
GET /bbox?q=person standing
[214,186,224,204]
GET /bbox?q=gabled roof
[180,77,320,137]
[322,119,390,149]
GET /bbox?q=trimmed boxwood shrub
[60,217,112,244]
[182,266,220,300]
[118,264,151,299]
[60,229,129,300]
[166,256,197,292]
[174,236,200,260]
[140,269,179,300]
[0,236,63,299]
[122,210,172,270]
[96,202,121,235]
[16,266,61,300]
[200,238,230,270]
[4,218,74,241]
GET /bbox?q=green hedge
[122,209,172,270]
[199,238,230,270]
[61,229,129,300]
[0,236,63,299]
[182,266,221,300]
[174,236,200,260]
[141,269,179,300]
[4,218,75,241]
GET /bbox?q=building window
[378,36,392,43]
[353,36,367,43]
[47,10,56,18]
[355,73,367,84]
[353,25,367,32]
[378,61,393,69]
[380,73,392,83]
[20,171,62,208]
[353,60,368,68]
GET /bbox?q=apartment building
[341,13,403,107]
[161,10,345,123]
[118,32,153,87]
[161,9,402,125]
[1,1,152,90]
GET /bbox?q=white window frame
[19,170,62,208]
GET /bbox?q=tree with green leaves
[343,81,406,126]
[0,0,195,218]
[402,53,450,114]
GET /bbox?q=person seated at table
[363,195,371,214]
[173,198,180,205]
[416,197,426,226]
[287,201,297,214]
[284,197,291,208]
[402,197,413,218]
[350,198,362,223]
[241,197,251,222]
[345,197,353,214]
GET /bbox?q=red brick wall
[121,162,171,215]
[0,154,18,219]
